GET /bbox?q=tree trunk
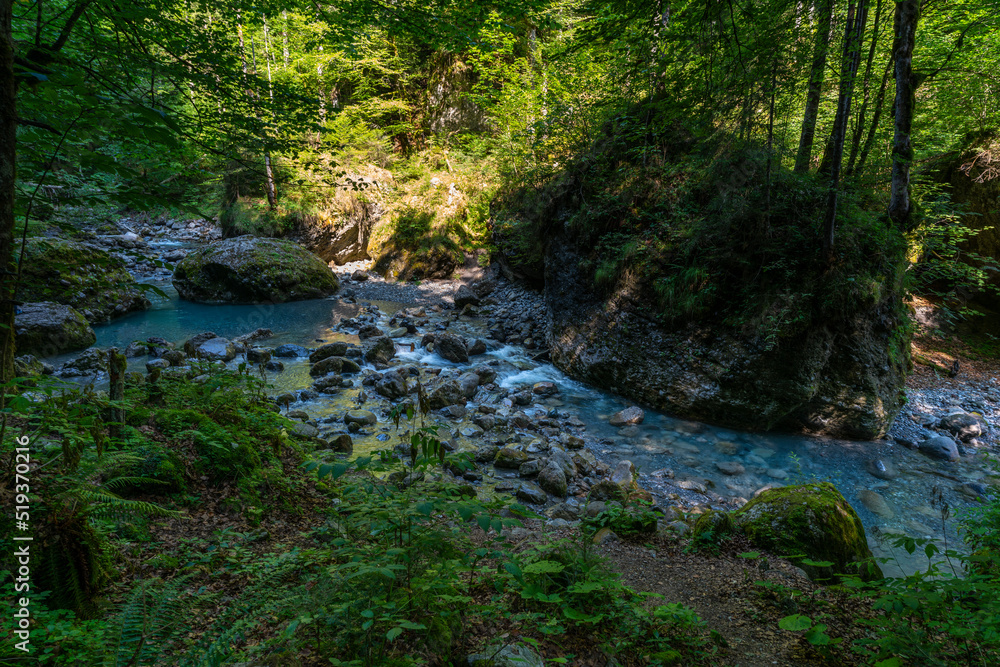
[822,1,868,255]
[888,0,920,231]
[845,0,884,175]
[0,0,17,384]
[794,0,835,173]
[852,54,892,177]
[261,17,277,209]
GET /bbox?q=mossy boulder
[733,482,882,582]
[15,302,96,357]
[172,236,339,303]
[17,238,151,322]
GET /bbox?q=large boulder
[17,238,150,322]
[184,332,236,361]
[172,236,339,303]
[434,333,468,363]
[15,302,95,357]
[544,234,908,439]
[363,336,395,364]
[733,482,882,582]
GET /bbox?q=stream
[59,279,986,579]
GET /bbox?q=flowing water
[70,285,984,578]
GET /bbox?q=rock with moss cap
[15,302,96,357]
[733,482,882,582]
[17,238,151,322]
[173,236,339,303]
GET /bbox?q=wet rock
[960,482,989,499]
[344,409,377,426]
[428,380,466,409]
[609,406,644,426]
[939,412,984,442]
[441,405,467,419]
[375,370,408,399]
[589,480,626,503]
[473,365,497,384]
[511,391,532,406]
[919,435,960,462]
[519,460,542,477]
[547,503,581,521]
[146,358,170,372]
[538,461,568,497]
[865,458,897,481]
[265,360,285,372]
[61,348,108,376]
[677,480,708,494]
[15,302,95,357]
[274,344,311,358]
[475,444,500,462]
[234,328,273,345]
[161,350,186,366]
[173,236,339,303]
[453,284,480,309]
[309,341,349,363]
[328,434,353,453]
[246,347,272,364]
[457,372,481,398]
[532,381,558,396]
[388,327,408,338]
[715,461,746,476]
[310,356,346,377]
[352,270,369,281]
[766,469,789,480]
[363,336,396,364]
[857,490,894,519]
[467,338,487,356]
[610,460,636,487]
[472,414,496,431]
[494,447,529,469]
[358,324,383,340]
[516,483,548,505]
[435,333,469,363]
[460,425,484,438]
[291,422,320,439]
[313,374,343,393]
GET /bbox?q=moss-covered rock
[733,482,882,582]
[691,509,736,543]
[17,238,151,322]
[172,236,339,303]
[15,302,96,357]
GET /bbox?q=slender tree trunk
[0,0,17,384]
[822,1,868,255]
[261,17,277,209]
[846,0,884,175]
[317,45,325,126]
[852,54,893,176]
[794,0,835,173]
[888,0,920,231]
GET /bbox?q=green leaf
[386,627,402,641]
[416,501,434,516]
[523,560,566,575]
[778,614,812,632]
[504,562,523,580]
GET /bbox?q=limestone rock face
[291,195,380,265]
[545,235,907,439]
[18,238,150,322]
[733,482,882,582]
[173,236,339,303]
[15,302,95,357]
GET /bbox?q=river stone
[291,422,320,439]
[475,444,500,463]
[435,333,469,363]
[375,371,408,399]
[538,461,568,497]
[358,324,383,340]
[428,380,466,409]
[715,461,746,476]
[61,348,108,375]
[532,381,558,396]
[309,341,349,363]
[327,434,353,453]
[388,327,408,338]
[161,349,186,366]
[548,503,581,520]
[273,344,310,358]
[453,284,480,309]
[146,358,170,372]
[472,414,496,431]
[865,458,897,481]
[17,237,151,322]
[266,360,284,372]
[611,460,636,487]
[246,347,272,364]
[547,449,578,480]
[363,335,395,364]
[467,338,487,355]
[494,447,529,469]
[919,435,960,462]
[310,356,345,377]
[474,365,497,384]
[457,372,481,398]
[14,302,96,357]
[939,412,984,442]
[173,236,339,303]
[441,405,467,419]
[516,483,548,505]
[733,482,882,582]
[344,410,377,426]
[589,479,626,503]
[857,490,894,519]
[609,406,644,426]
[519,460,542,477]
[187,336,237,362]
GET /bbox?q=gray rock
[547,503,581,521]
[532,381,558,396]
[363,336,395,364]
[610,460,636,487]
[939,412,984,442]
[344,409,377,426]
[538,461,568,497]
[327,434,353,453]
[428,380,466,409]
[246,347,272,364]
[352,269,369,282]
[547,449,578,480]
[274,344,311,358]
[145,358,170,372]
[473,365,497,384]
[467,644,543,667]
[375,371,408,399]
[865,458,897,481]
[494,447,529,469]
[519,460,542,477]
[161,349,186,366]
[475,444,500,462]
[14,302,96,357]
[516,483,548,505]
[715,461,746,476]
[184,333,237,362]
[291,422,320,439]
[435,333,469,363]
[472,414,496,431]
[857,490,894,519]
[358,324,383,340]
[467,338,487,356]
[309,341,349,363]
[609,406,644,426]
[453,284,480,309]
[265,360,285,372]
[457,372,481,398]
[919,435,960,462]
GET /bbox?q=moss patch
[733,482,882,583]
